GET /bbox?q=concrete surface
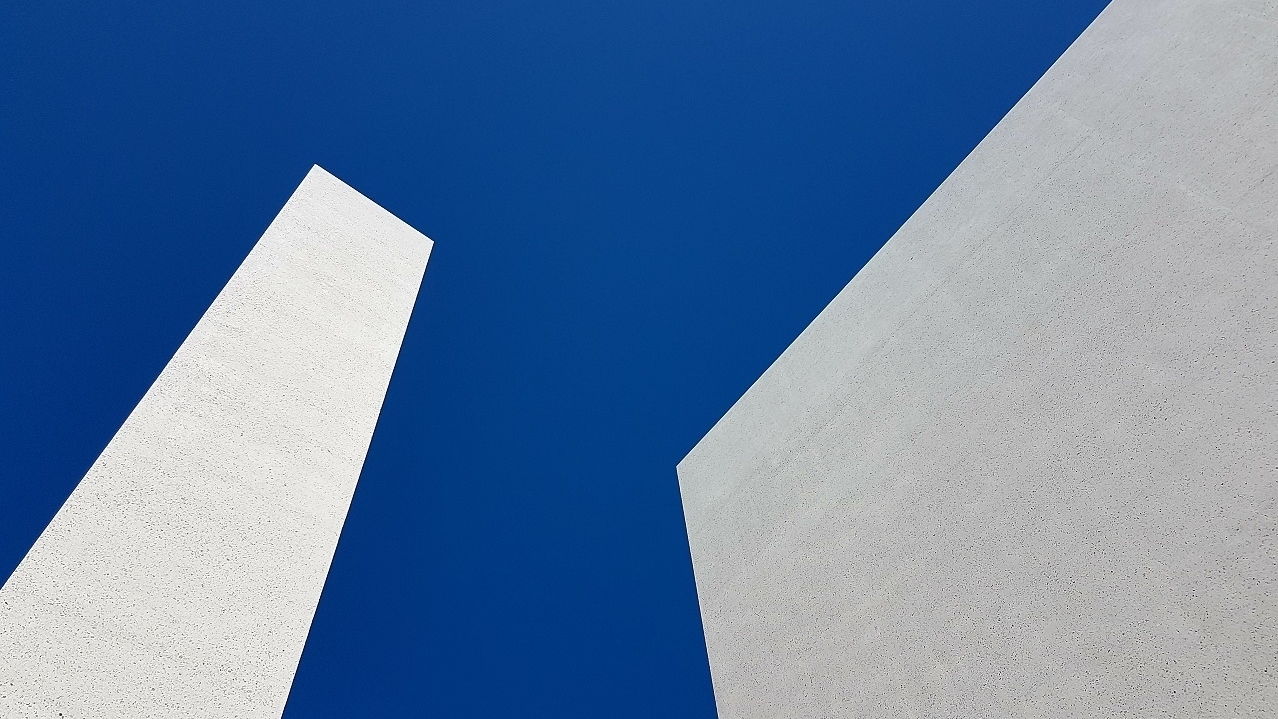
[678,0,1277,716]
[0,166,432,717]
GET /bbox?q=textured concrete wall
[679,1,1277,717]
[0,166,432,717]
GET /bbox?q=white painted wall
[679,1,1277,716]
[0,166,432,717]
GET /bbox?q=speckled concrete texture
[678,1,1277,717]
[0,166,432,717]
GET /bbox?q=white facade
[0,166,432,717]
[679,0,1277,716]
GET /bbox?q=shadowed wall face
[679,0,1277,716]
[0,167,432,717]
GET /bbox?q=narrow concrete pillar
[0,166,432,717]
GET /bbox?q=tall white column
[679,0,1277,716]
[0,166,433,717]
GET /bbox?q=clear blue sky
[0,1,1107,715]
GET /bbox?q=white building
[679,0,1277,716]
[0,166,432,717]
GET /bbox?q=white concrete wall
[679,1,1277,716]
[0,166,432,717]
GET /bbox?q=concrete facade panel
[679,1,1277,716]
[0,166,432,717]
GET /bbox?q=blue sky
[0,1,1107,715]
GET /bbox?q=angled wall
[679,1,1276,716]
[0,166,432,717]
